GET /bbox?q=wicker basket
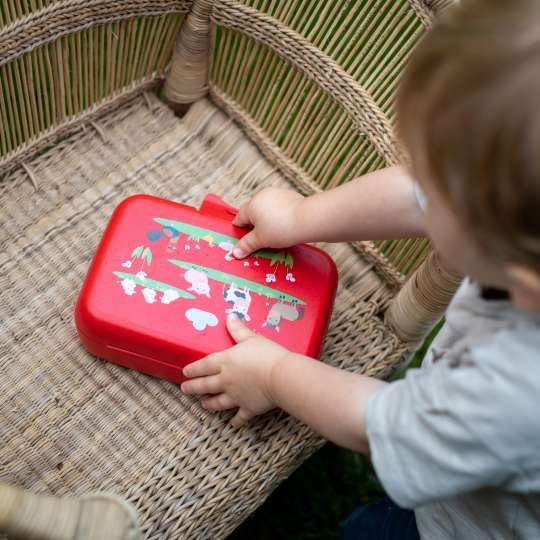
[0,1,461,538]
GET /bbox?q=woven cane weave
[0,94,406,539]
[206,0,434,280]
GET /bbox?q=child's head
[397,0,540,310]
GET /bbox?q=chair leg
[0,483,140,540]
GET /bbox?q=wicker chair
[0,0,461,538]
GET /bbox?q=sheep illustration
[263,300,304,332]
[184,268,211,298]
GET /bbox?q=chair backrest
[208,0,431,279]
[0,0,190,176]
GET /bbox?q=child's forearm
[296,165,425,243]
[270,353,387,453]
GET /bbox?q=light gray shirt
[366,278,540,539]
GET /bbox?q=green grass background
[228,321,442,539]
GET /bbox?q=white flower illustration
[121,260,132,268]
[285,272,296,282]
[136,270,147,280]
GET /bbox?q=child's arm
[182,315,386,453]
[233,165,425,258]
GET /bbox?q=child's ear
[506,264,540,311]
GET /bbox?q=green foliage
[391,318,445,380]
[142,247,153,266]
[131,245,152,265]
[168,259,305,304]
[269,251,294,269]
[154,217,235,246]
[131,245,144,258]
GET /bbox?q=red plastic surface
[75,194,338,384]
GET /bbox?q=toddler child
[181,1,540,537]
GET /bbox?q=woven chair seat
[0,93,405,539]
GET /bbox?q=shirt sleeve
[365,327,540,509]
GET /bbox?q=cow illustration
[223,284,252,321]
[263,300,304,332]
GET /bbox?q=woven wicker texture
[0,94,407,539]
[0,1,187,176]
[210,84,408,291]
[206,0,434,278]
[0,0,191,68]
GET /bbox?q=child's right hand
[232,188,305,258]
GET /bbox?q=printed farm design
[113,216,307,333]
[114,243,194,304]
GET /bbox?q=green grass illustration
[153,217,294,267]
[113,271,195,299]
[168,260,305,305]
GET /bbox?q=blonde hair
[397,0,540,270]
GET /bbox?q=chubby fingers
[200,395,255,429]
[231,202,263,259]
[181,374,223,395]
[232,201,251,228]
[231,408,255,428]
[183,353,221,379]
[226,313,257,343]
[181,353,223,394]
[233,229,261,259]
[201,393,236,411]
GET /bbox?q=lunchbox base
[77,327,187,385]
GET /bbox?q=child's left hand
[181,314,292,427]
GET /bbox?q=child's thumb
[227,314,257,343]
[233,230,261,259]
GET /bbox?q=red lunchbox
[75,194,338,384]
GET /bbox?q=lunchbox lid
[75,194,338,379]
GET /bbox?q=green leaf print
[131,245,144,259]
[113,271,195,299]
[168,259,305,305]
[153,217,295,267]
[143,247,153,266]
